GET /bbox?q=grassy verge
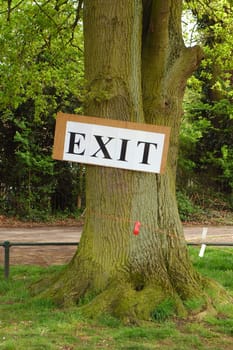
[0,248,233,350]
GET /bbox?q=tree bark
[34,0,230,322]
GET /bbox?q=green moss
[184,297,206,313]
[151,298,176,321]
[78,291,100,306]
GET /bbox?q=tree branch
[0,0,25,19]
[33,0,58,27]
[142,0,170,114]
[166,45,204,97]
[72,0,83,30]
[68,0,83,44]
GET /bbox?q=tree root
[30,261,232,323]
[79,279,232,324]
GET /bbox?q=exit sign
[53,113,170,174]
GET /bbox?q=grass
[0,248,233,350]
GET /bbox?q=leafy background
[0,0,232,222]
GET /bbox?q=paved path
[0,226,82,266]
[0,225,232,266]
[184,225,233,243]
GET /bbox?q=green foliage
[176,191,202,221]
[219,145,233,189]
[0,0,84,114]
[0,0,85,220]
[176,183,233,224]
[179,0,233,202]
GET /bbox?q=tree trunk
[34,0,229,322]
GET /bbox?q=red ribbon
[133,221,141,235]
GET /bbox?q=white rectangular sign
[53,113,170,174]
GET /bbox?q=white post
[199,227,208,258]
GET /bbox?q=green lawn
[0,247,233,350]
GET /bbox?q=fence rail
[1,240,232,279]
[188,242,233,246]
[0,241,79,279]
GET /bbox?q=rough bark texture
[34,0,230,322]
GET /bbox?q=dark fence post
[3,241,11,279]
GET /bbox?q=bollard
[3,241,11,279]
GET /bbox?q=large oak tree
[36,0,229,321]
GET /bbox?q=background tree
[0,0,85,219]
[178,0,233,214]
[35,0,229,322]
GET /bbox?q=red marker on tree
[133,221,141,235]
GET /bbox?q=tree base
[78,280,187,324]
[30,267,231,324]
